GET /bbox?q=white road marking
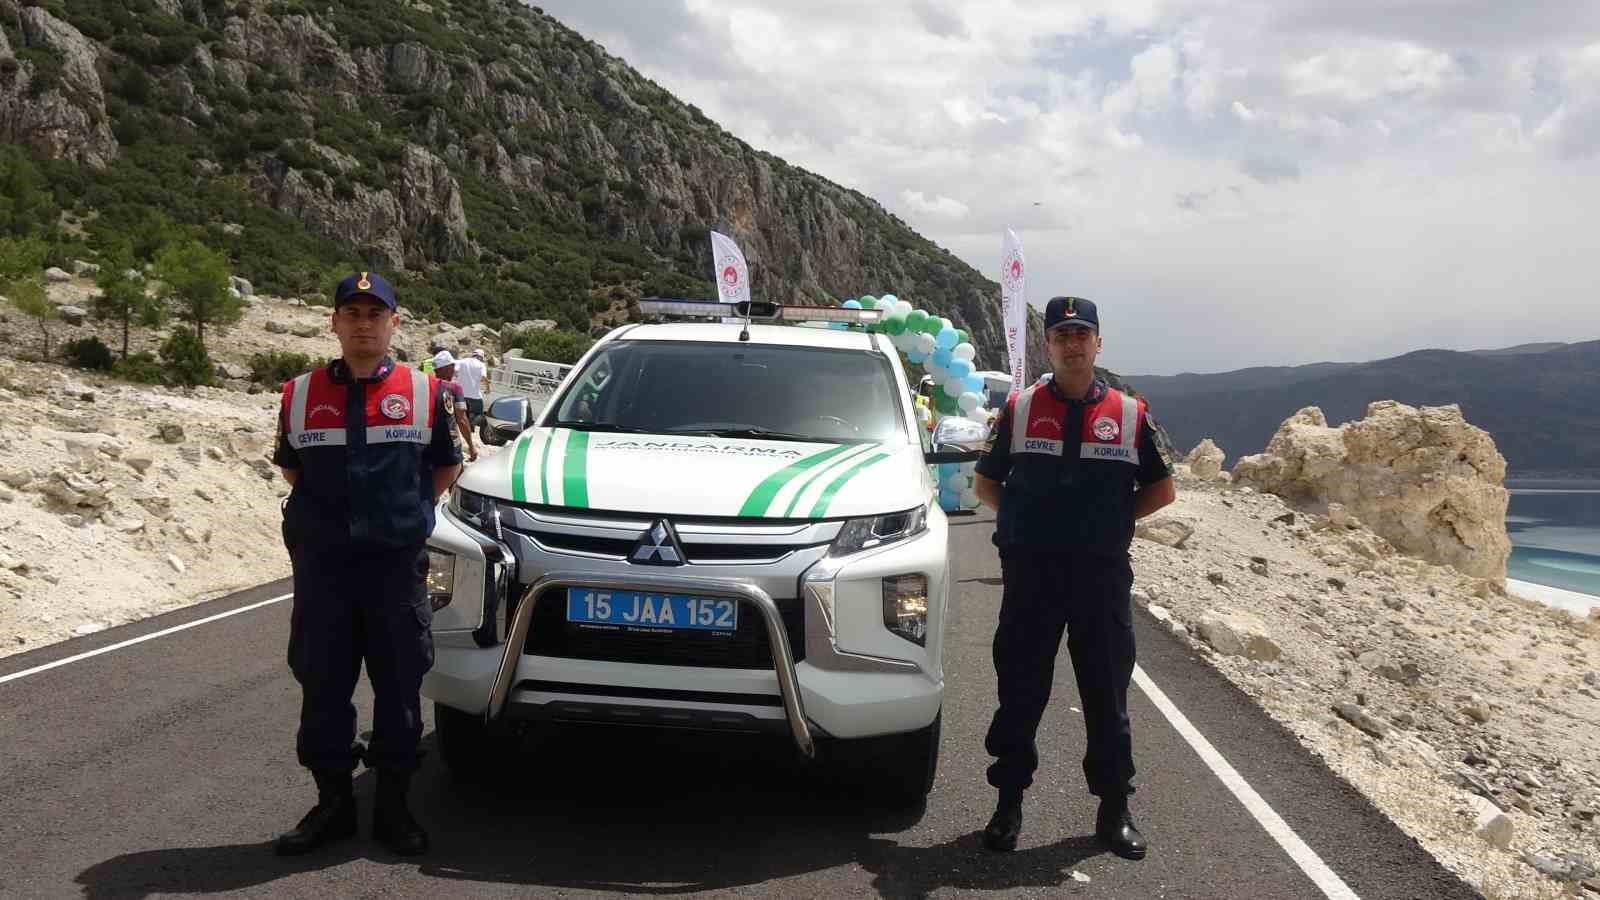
[1133,665,1361,900]
[0,594,291,686]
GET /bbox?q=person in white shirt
[454,349,488,426]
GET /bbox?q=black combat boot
[372,769,429,856]
[274,769,358,856]
[982,790,1024,852]
[1095,794,1147,860]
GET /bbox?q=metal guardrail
[484,360,571,403]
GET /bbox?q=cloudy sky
[535,0,1600,376]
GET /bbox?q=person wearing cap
[271,271,463,857]
[972,295,1177,859]
[430,350,479,463]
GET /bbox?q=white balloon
[915,332,936,354]
[958,390,982,414]
[960,488,979,508]
[896,300,914,317]
[944,375,966,397]
[952,343,976,362]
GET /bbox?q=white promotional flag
[710,230,751,304]
[1000,228,1027,400]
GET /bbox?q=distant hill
[1128,341,1600,475]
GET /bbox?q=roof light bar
[779,305,884,324]
[638,298,885,325]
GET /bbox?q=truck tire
[435,702,520,780]
[830,710,941,808]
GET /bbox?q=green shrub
[63,336,116,371]
[502,328,593,365]
[159,326,215,386]
[113,351,163,384]
[248,350,312,385]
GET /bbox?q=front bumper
[423,502,948,752]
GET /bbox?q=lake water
[1505,482,1600,600]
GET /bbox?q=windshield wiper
[547,421,653,434]
[676,427,828,442]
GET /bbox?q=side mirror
[493,423,524,443]
[925,416,987,464]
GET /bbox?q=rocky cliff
[0,0,1045,374]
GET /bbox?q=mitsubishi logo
[631,519,684,566]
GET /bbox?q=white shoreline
[1506,577,1600,615]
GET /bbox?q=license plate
[566,588,739,634]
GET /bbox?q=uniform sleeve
[1135,406,1176,487]
[424,381,464,468]
[974,400,1013,482]
[271,384,300,469]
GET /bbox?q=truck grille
[522,592,806,670]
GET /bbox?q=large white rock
[1186,439,1226,480]
[1233,401,1510,583]
[1196,611,1282,661]
[1468,795,1513,849]
[1135,516,1195,549]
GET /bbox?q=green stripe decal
[562,429,590,508]
[809,453,890,518]
[782,443,878,518]
[539,429,557,504]
[738,443,855,517]
[510,433,533,502]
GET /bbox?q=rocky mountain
[1130,341,1600,475]
[0,0,1044,374]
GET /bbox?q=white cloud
[899,190,972,220]
[536,0,1600,374]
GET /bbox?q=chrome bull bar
[485,571,815,759]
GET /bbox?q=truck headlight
[830,505,928,557]
[882,574,928,646]
[449,486,501,537]
[426,550,456,611]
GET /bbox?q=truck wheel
[831,711,941,808]
[435,702,520,780]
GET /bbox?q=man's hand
[432,464,462,500]
[1133,476,1176,519]
[975,472,1004,511]
[280,468,299,487]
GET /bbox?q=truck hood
[459,428,929,519]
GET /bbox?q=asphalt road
[0,511,1481,899]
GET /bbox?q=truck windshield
[549,340,908,444]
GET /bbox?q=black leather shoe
[1095,796,1148,860]
[274,772,357,856]
[982,793,1024,852]
[372,770,429,856]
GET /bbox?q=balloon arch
[834,294,986,512]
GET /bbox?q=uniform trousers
[985,549,1137,798]
[287,543,434,774]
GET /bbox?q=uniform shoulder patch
[1147,413,1177,469]
[440,389,455,418]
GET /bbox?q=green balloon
[956,329,970,345]
[859,295,877,309]
[907,309,929,330]
[882,315,904,336]
[921,316,942,336]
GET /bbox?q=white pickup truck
[421,300,984,804]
